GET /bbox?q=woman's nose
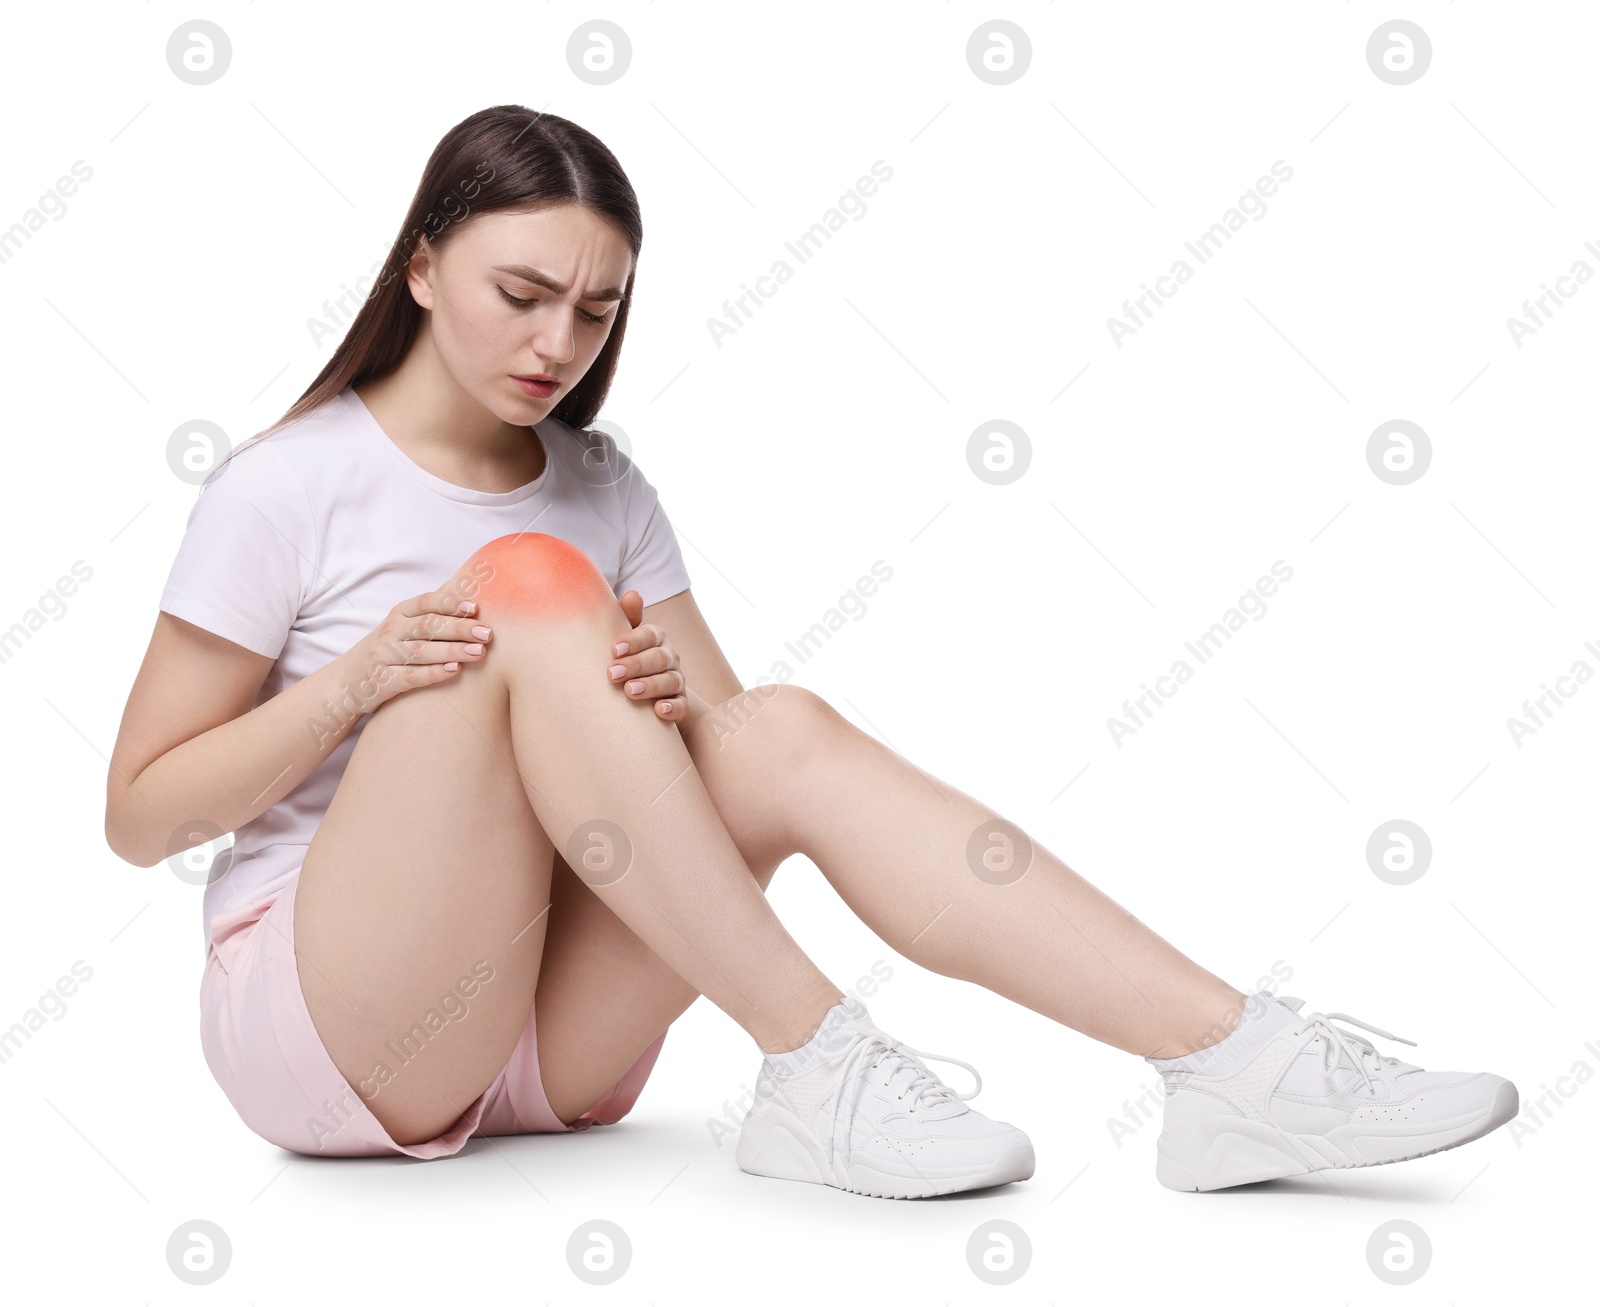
[530,308,578,364]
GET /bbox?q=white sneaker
[735,992,1035,1199]
[1146,994,1519,1192]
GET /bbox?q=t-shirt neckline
[341,386,553,506]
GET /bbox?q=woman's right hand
[342,590,494,714]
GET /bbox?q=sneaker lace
[1302,1007,1418,1094]
[821,1034,983,1174]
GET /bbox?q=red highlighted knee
[457,533,615,621]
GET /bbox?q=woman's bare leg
[675,687,1250,1060]
[531,682,1248,1123]
[529,684,828,1122]
[292,533,843,1146]
[531,754,794,1123]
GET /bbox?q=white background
[1,0,1594,1301]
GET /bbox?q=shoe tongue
[839,990,874,1026]
[830,995,971,1118]
[812,995,872,1056]
[1311,1030,1400,1079]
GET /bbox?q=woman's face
[410,202,633,421]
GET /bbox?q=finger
[654,694,688,720]
[430,617,493,643]
[400,590,482,621]
[612,620,662,658]
[377,662,463,696]
[394,639,489,666]
[618,589,643,630]
[606,644,674,682]
[617,670,685,701]
[396,616,494,643]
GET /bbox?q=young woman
[105,105,1518,1198]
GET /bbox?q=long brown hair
[259,104,641,445]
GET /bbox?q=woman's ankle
[757,987,850,1056]
[1144,986,1254,1060]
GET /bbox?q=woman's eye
[498,287,610,325]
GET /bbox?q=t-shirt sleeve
[614,447,693,607]
[159,438,316,659]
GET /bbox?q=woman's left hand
[609,590,688,721]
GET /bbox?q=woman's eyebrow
[491,264,625,302]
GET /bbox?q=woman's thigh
[530,684,821,1123]
[292,647,559,1148]
[295,656,824,1143]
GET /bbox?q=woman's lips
[512,376,557,398]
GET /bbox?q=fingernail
[444,661,460,671]
[472,625,491,640]
[459,601,476,614]
[464,643,484,656]
[626,681,643,694]
[609,664,627,680]
[614,642,629,656]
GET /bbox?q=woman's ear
[405,236,437,310]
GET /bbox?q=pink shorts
[199,873,668,1159]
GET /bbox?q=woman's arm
[108,587,739,867]
[104,613,366,867]
[639,588,745,723]
[106,587,485,867]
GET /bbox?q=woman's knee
[452,533,619,626]
[685,683,849,774]
[741,683,852,745]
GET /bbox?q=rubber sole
[736,1113,1036,1199]
[1155,1079,1519,1192]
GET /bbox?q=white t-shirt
[160,386,693,949]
